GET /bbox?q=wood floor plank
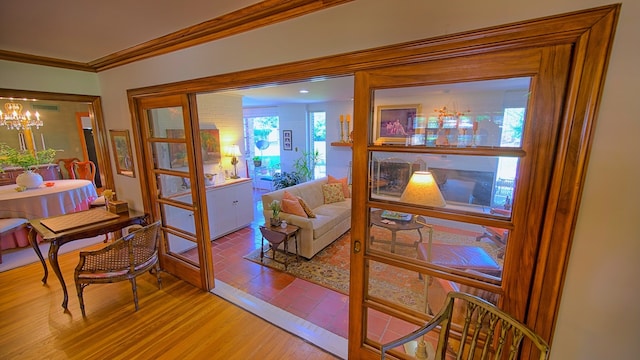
[0,244,339,359]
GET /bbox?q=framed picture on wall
[109,130,135,177]
[374,104,422,145]
[283,130,292,151]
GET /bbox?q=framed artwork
[282,130,293,151]
[374,104,422,145]
[167,128,221,168]
[109,130,135,177]
[199,129,221,164]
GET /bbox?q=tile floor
[208,188,458,358]
[210,188,351,339]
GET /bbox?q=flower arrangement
[269,200,281,219]
[0,143,57,170]
[102,189,115,201]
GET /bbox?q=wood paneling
[0,244,338,359]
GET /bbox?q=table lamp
[398,171,445,359]
[225,145,241,179]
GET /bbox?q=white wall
[1,0,638,358]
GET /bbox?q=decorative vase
[254,160,262,167]
[270,217,281,227]
[16,170,44,189]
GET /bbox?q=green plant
[272,171,302,189]
[293,150,320,182]
[0,143,57,170]
[269,200,281,218]
[252,155,261,162]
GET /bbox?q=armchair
[380,292,549,360]
[74,221,162,316]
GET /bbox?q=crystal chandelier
[0,102,43,130]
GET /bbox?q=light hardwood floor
[0,243,338,359]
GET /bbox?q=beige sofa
[261,177,351,259]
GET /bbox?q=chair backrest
[77,221,161,275]
[259,225,286,244]
[381,291,549,360]
[56,157,81,179]
[73,160,97,184]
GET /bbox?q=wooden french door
[348,45,572,358]
[134,94,214,290]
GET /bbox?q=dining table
[0,179,98,220]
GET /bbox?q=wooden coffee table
[370,210,427,253]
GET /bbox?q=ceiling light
[299,89,309,94]
[0,102,43,130]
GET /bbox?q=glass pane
[151,140,191,172]
[366,307,429,358]
[162,202,196,237]
[367,259,426,313]
[157,173,193,199]
[426,274,500,317]
[369,210,505,279]
[146,107,185,139]
[370,151,520,211]
[372,78,531,148]
[166,232,199,266]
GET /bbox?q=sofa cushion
[328,175,350,198]
[282,198,308,217]
[311,202,351,238]
[297,197,316,218]
[322,183,345,204]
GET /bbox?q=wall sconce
[224,144,242,179]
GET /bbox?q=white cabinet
[206,179,253,240]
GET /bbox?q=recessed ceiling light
[299,89,309,94]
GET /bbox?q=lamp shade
[400,171,446,207]
[224,145,241,157]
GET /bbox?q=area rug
[244,225,501,311]
[0,235,106,272]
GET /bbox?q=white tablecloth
[0,180,98,220]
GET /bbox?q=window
[244,108,280,171]
[310,111,326,178]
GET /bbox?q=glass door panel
[350,46,569,358]
[137,95,214,290]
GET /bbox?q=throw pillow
[328,175,350,198]
[297,196,316,218]
[283,190,298,201]
[281,198,308,218]
[322,183,346,204]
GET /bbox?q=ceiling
[0,0,355,106]
[0,0,263,63]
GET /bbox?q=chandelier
[0,102,43,130]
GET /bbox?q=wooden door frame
[0,89,113,190]
[125,5,619,358]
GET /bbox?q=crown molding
[0,0,353,73]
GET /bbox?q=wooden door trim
[124,5,619,358]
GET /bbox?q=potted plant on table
[0,143,58,189]
[269,200,282,227]
[252,156,262,167]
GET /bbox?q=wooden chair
[74,221,162,316]
[380,292,549,360]
[72,160,97,184]
[56,157,80,179]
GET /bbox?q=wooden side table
[259,223,300,269]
